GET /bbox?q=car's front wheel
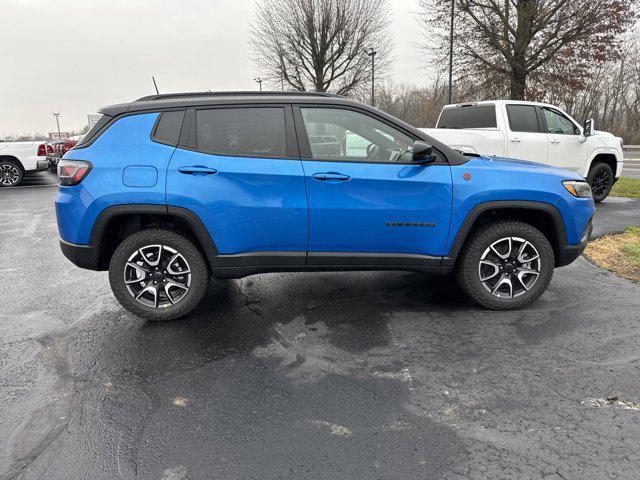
[587,162,614,203]
[109,229,209,321]
[0,160,23,187]
[457,220,554,310]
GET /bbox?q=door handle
[178,166,218,175]
[312,172,350,181]
[550,138,560,144]
[510,137,521,143]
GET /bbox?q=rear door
[505,104,549,164]
[294,105,453,260]
[166,105,308,257]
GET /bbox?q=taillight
[47,144,53,154]
[57,160,92,186]
[37,144,46,156]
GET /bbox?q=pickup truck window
[506,105,540,133]
[437,105,497,129]
[543,108,579,135]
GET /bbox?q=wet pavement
[1,177,640,479]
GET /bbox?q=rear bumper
[36,160,49,172]
[557,218,593,267]
[59,239,101,270]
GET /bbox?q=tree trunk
[510,63,527,100]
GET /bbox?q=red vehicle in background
[47,139,78,169]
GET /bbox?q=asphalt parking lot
[2,172,640,480]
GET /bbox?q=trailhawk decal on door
[385,222,436,228]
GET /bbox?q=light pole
[365,48,377,107]
[254,77,263,91]
[448,0,455,104]
[52,113,62,141]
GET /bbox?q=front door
[295,106,453,260]
[542,106,589,174]
[166,106,308,256]
[505,104,549,164]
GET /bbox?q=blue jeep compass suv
[55,92,595,321]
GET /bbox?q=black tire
[587,162,614,203]
[0,159,24,187]
[456,220,554,311]
[109,229,209,321]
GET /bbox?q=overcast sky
[0,0,435,137]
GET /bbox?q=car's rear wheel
[109,229,209,321]
[0,160,23,187]
[587,162,614,203]
[457,220,554,310]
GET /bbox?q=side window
[195,108,287,157]
[506,105,540,133]
[152,110,185,146]
[300,107,416,163]
[543,108,579,135]
[437,105,497,129]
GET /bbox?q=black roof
[100,91,353,117]
[135,91,343,102]
[97,91,467,165]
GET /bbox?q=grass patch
[584,226,640,282]
[610,177,640,199]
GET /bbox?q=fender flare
[89,204,219,266]
[584,148,621,178]
[442,200,567,267]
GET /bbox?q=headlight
[562,180,592,198]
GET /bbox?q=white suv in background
[0,140,50,186]
[422,100,624,202]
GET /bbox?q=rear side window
[437,105,497,129]
[152,110,185,146]
[195,108,287,157]
[506,105,540,133]
[75,114,111,148]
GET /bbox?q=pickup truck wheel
[109,229,209,321]
[587,163,614,202]
[457,220,554,310]
[0,160,23,187]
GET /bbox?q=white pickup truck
[0,140,50,187]
[422,100,624,202]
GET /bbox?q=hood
[593,130,613,137]
[480,155,583,180]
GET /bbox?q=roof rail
[135,91,344,102]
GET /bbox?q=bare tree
[418,0,636,100]
[250,0,391,95]
[356,79,449,127]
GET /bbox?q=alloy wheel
[478,236,541,299]
[0,164,20,186]
[591,169,611,198]
[124,245,192,308]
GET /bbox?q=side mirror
[412,141,437,164]
[583,118,594,137]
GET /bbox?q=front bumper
[557,218,593,267]
[59,239,101,270]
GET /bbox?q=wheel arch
[90,205,218,270]
[0,155,26,173]
[444,201,567,268]
[588,152,617,178]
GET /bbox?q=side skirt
[210,251,451,279]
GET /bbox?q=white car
[0,140,50,186]
[422,100,624,201]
